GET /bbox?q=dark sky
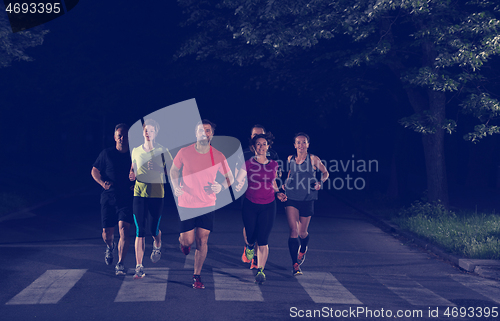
[2,2,498,205]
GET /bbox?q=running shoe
[255,268,266,284]
[151,242,161,263]
[298,246,308,266]
[134,264,145,279]
[193,275,205,289]
[292,263,303,276]
[180,243,191,255]
[241,245,253,263]
[105,244,114,265]
[115,262,126,276]
[250,257,258,270]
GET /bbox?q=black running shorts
[179,207,215,233]
[100,192,133,228]
[284,199,314,217]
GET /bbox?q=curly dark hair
[250,132,274,148]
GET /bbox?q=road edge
[328,191,500,281]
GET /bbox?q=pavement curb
[329,192,500,281]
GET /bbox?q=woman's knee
[289,228,299,238]
[299,231,309,239]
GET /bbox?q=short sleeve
[93,150,106,172]
[173,148,183,169]
[164,148,173,162]
[217,155,230,175]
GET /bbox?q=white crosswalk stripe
[450,274,500,304]
[212,268,264,301]
[296,272,362,304]
[181,244,197,269]
[6,269,87,305]
[114,268,169,302]
[6,268,500,306]
[371,274,455,306]
[183,250,195,269]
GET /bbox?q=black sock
[299,235,309,253]
[288,237,300,264]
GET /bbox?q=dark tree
[177,0,500,206]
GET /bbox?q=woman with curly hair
[235,132,286,284]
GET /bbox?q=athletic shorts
[179,207,215,233]
[133,196,164,238]
[284,199,314,217]
[100,192,133,228]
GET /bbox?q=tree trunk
[422,89,449,206]
[384,22,449,206]
[402,87,449,206]
[420,39,449,207]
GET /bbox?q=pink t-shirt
[245,158,278,204]
[173,144,229,208]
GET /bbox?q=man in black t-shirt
[91,123,134,275]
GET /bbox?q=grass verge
[392,201,500,259]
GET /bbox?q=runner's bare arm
[129,163,136,181]
[312,155,329,190]
[91,167,112,190]
[234,167,247,192]
[274,175,287,202]
[212,169,235,194]
[169,163,184,196]
[224,169,235,188]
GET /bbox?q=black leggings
[133,196,164,238]
[242,198,276,246]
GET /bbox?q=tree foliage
[177,0,500,142]
[0,3,48,68]
[177,0,500,204]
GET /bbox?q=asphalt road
[1,189,499,321]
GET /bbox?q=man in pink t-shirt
[170,119,234,289]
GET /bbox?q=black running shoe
[105,244,114,265]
